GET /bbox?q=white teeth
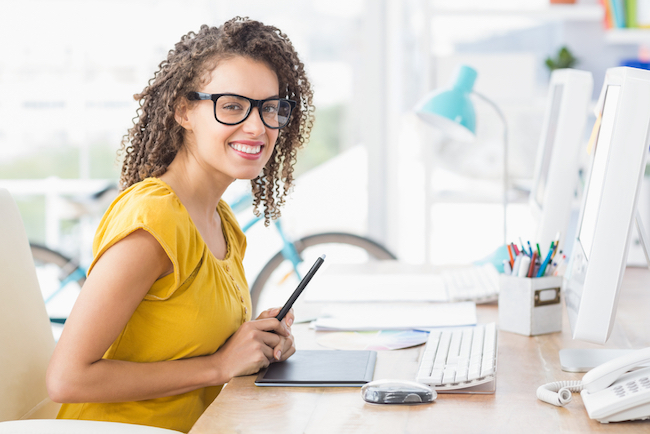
[230,143,261,154]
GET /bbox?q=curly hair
[118,17,314,224]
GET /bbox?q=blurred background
[1,0,647,296]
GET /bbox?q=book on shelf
[602,0,650,29]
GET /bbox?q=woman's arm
[46,229,290,403]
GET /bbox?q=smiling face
[178,56,280,184]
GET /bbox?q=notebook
[255,350,377,387]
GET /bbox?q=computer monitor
[529,68,593,255]
[561,66,650,371]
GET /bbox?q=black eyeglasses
[187,92,296,129]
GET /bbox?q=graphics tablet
[255,350,377,387]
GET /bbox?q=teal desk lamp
[416,64,509,246]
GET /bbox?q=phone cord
[536,381,584,407]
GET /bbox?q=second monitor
[529,68,593,255]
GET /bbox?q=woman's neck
[159,150,232,223]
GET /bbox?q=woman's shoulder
[109,178,186,223]
[95,178,191,248]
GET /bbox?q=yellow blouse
[57,177,252,433]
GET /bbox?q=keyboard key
[468,366,481,381]
[447,330,463,364]
[443,369,456,384]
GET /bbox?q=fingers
[279,342,296,362]
[273,333,295,361]
[252,317,290,337]
[284,308,295,327]
[256,307,279,320]
[257,307,294,327]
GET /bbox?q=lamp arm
[472,91,509,245]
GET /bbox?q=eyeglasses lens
[215,95,250,124]
[215,95,292,128]
[261,100,292,128]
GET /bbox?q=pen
[519,237,527,256]
[507,244,515,268]
[537,242,555,278]
[527,251,537,278]
[536,243,542,257]
[550,233,560,260]
[527,241,534,257]
[276,254,326,322]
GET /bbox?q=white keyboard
[441,263,500,304]
[416,323,498,391]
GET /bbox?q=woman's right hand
[210,317,291,380]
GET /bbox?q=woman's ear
[174,99,191,130]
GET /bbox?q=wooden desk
[190,267,650,434]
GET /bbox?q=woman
[46,17,314,433]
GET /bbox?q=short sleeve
[89,179,204,301]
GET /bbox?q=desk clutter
[499,237,564,336]
[503,237,566,278]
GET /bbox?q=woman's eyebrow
[214,92,281,99]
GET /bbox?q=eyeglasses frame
[187,91,296,129]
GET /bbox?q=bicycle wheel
[30,243,86,326]
[249,232,396,315]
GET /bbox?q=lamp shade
[416,65,478,143]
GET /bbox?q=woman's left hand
[256,307,295,362]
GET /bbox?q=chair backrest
[0,188,58,421]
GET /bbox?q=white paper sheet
[304,273,449,302]
[311,302,477,331]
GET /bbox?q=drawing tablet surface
[255,350,377,387]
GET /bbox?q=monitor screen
[534,84,564,209]
[562,67,650,363]
[529,69,592,253]
[577,85,620,261]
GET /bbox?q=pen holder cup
[498,275,563,336]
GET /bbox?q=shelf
[605,28,650,45]
[430,4,603,21]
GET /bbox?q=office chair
[0,188,180,433]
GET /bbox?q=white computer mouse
[361,379,437,404]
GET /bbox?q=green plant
[545,46,578,72]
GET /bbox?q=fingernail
[287,318,293,327]
[276,350,282,361]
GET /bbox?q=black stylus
[275,254,326,322]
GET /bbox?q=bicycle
[31,186,396,325]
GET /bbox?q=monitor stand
[560,210,650,372]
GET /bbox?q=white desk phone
[537,347,650,423]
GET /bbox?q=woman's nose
[241,107,266,135]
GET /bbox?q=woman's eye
[222,103,244,111]
[262,104,279,114]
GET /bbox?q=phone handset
[537,346,650,408]
[581,346,650,393]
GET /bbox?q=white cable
[536,381,583,407]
